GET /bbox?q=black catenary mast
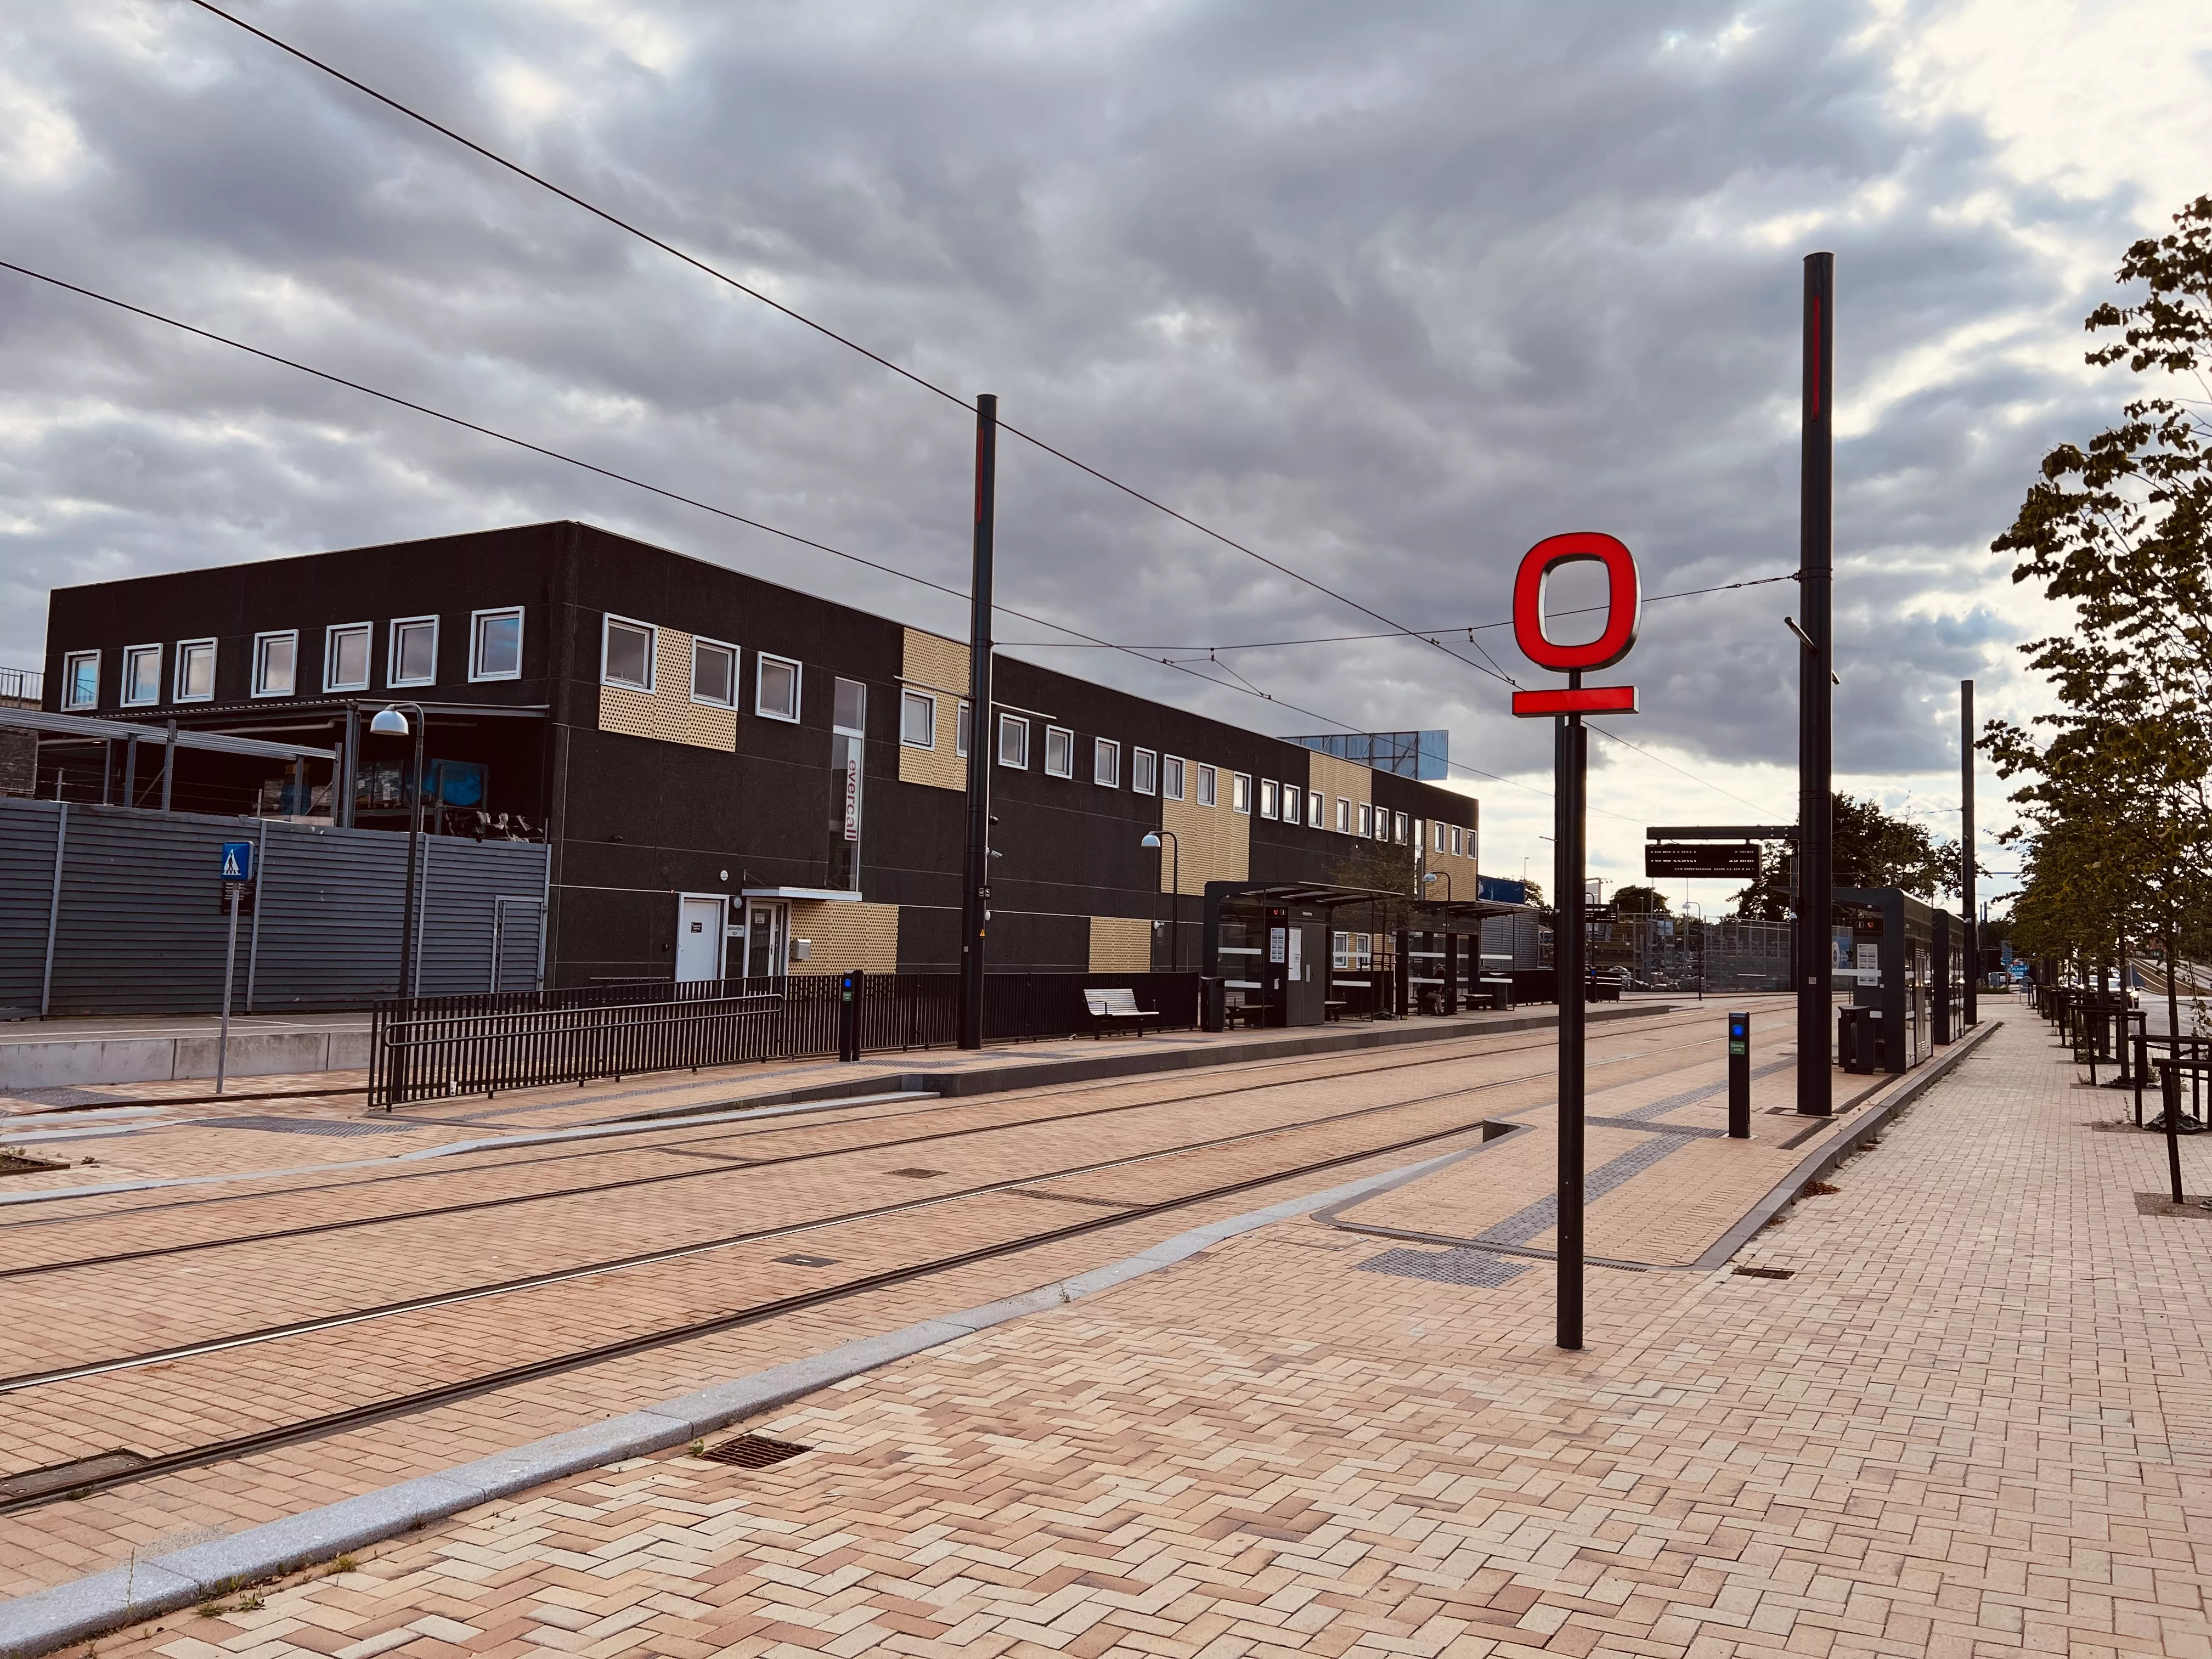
[1962,678,1977,1029]
[958,394,998,1051]
[1796,253,1835,1116]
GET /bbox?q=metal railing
[369,969,1201,1107]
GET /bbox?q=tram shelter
[1199,880,1525,1029]
[1833,886,1968,1071]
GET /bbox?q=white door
[676,896,724,982]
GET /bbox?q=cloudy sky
[4,0,2208,906]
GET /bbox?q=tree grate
[699,1435,810,1470]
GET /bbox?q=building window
[693,637,738,707]
[602,616,655,692]
[833,676,866,735]
[1307,789,1323,827]
[1195,764,1217,807]
[1395,810,1410,844]
[901,689,936,748]
[1045,725,1074,778]
[122,644,161,706]
[1435,820,1448,853]
[998,713,1029,769]
[956,701,972,757]
[323,624,370,693]
[1335,797,1351,834]
[1357,803,1373,838]
[61,650,99,710]
[252,631,297,698]
[175,639,215,703]
[1163,755,1186,802]
[470,607,524,682]
[1451,825,1463,856]
[1094,737,1120,787]
[1282,785,1300,826]
[388,616,438,687]
[1232,772,1251,814]
[1259,779,1278,819]
[755,652,801,721]
[1133,747,1158,795]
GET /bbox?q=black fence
[369,969,1201,1108]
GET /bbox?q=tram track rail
[0,1106,1505,1516]
[0,1024,1718,1279]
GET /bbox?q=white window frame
[1043,725,1074,778]
[1357,803,1373,838]
[1435,820,1448,853]
[1335,797,1351,834]
[691,635,739,708]
[1163,755,1186,802]
[600,614,657,693]
[1395,810,1410,844]
[387,615,439,689]
[1232,772,1251,815]
[1259,779,1278,820]
[321,623,371,693]
[1283,785,1301,826]
[251,630,298,698]
[174,638,216,704]
[121,643,162,707]
[61,649,100,711]
[1094,737,1121,788]
[1133,747,1158,796]
[1307,789,1323,827]
[1451,825,1463,856]
[1195,763,1217,807]
[956,701,972,758]
[900,687,936,749]
[469,606,526,683]
[754,651,802,722]
[997,712,1029,769]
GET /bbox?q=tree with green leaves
[1610,884,1672,915]
[1987,195,2212,1037]
[1729,792,1961,918]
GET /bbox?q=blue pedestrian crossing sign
[220,841,255,882]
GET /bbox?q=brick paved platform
[36,997,2203,1659]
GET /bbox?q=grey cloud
[0,0,2137,860]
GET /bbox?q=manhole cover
[773,1253,838,1267]
[698,1435,809,1470]
[198,1116,414,1137]
[0,1449,149,1502]
[887,1167,946,1179]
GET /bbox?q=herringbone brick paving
[4,1008,1760,1601]
[70,1002,2207,1659]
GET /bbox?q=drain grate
[887,1167,946,1179]
[1734,1266,1795,1279]
[198,1116,415,1137]
[1357,1248,1531,1288]
[699,1434,810,1470]
[773,1252,839,1267]
[0,1449,150,1502]
[0,1153,70,1177]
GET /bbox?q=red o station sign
[1508,531,1640,717]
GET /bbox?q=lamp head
[370,707,411,737]
[1139,832,1162,850]
[1423,872,1441,885]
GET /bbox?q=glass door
[742,902,788,980]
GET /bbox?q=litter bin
[1477,978,1513,1011]
[1837,1005,1882,1074]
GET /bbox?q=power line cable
[997,574,1801,651]
[182,0,1520,693]
[0,254,1588,815]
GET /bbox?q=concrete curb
[0,1147,1469,1659]
[1690,1017,2002,1269]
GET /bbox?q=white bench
[1084,986,1158,1038]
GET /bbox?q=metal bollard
[1728,1010,1751,1138]
[838,969,861,1063]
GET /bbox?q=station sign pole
[1510,532,1641,1352]
[217,838,255,1096]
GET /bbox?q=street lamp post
[371,704,427,1002]
[1142,830,1180,971]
